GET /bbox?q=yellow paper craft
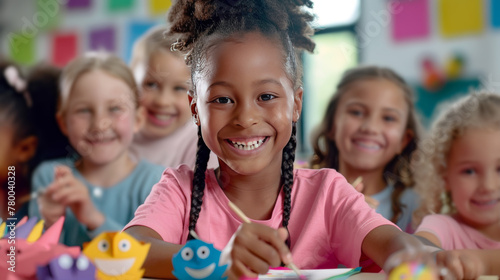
[83,231,151,280]
[439,0,483,37]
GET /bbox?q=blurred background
[1,0,499,160]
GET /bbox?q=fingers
[354,181,364,192]
[231,223,291,275]
[436,251,464,280]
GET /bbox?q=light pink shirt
[125,166,395,270]
[416,214,500,250]
[131,121,218,169]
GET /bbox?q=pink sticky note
[52,32,78,67]
[391,0,430,41]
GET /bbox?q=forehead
[449,128,500,162]
[339,78,408,110]
[70,70,134,102]
[201,32,287,80]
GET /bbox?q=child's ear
[292,87,303,122]
[14,135,38,163]
[134,106,146,133]
[56,112,68,136]
[399,129,414,153]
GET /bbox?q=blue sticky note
[491,0,500,28]
[124,21,156,64]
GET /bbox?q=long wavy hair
[310,66,423,224]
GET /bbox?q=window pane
[309,0,360,28]
[299,31,358,159]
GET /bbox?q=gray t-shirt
[371,184,419,233]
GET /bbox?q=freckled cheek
[113,114,137,139]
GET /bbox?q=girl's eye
[144,81,159,90]
[348,109,363,117]
[213,97,233,104]
[259,93,275,101]
[110,106,122,113]
[76,108,90,114]
[383,115,396,122]
[174,86,188,93]
[461,168,476,175]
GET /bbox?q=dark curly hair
[167,0,315,239]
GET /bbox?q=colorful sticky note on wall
[439,0,483,37]
[491,0,500,28]
[391,0,430,41]
[66,0,92,9]
[8,32,36,65]
[108,0,134,12]
[89,26,116,52]
[125,21,156,63]
[149,0,172,16]
[52,32,78,67]
[37,0,61,31]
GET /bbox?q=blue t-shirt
[29,158,165,247]
[371,184,419,233]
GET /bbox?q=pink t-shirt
[124,166,395,269]
[416,214,500,250]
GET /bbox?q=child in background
[130,25,218,169]
[0,61,38,220]
[29,52,165,247]
[414,92,500,250]
[310,66,422,233]
[122,1,453,279]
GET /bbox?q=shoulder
[419,214,460,230]
[136,160,166,176]
[293,168,356,199]
[294,167,344,181]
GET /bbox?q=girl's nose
[481,169,500,191]
[91,112,112,132]
[359,116,379,134]
[153,89,177,107]
[233,103,258,128]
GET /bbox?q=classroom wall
[358,0,500,90]
[0,0,166,66]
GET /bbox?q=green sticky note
[8,32,36,65]
[36,0,61,31]
[108,0,134,12]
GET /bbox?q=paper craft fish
[0,217,80,280]
[37,254,96,280]
[82,231,150,280]
[172,239,228,280]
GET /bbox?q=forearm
[125,226,183,279]
[362,225,423,268]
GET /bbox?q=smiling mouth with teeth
[228,137,267,151]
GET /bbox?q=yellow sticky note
[439,0,483,37]
[149,0,172,16]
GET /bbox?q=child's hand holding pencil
[224,201,305,280]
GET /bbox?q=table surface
[142,273,386,280]
[143,274,500,280]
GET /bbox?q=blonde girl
[29,52,164,247]
[130,25,218,169]
[414,92,500,250]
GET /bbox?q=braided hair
[167,0,315,238]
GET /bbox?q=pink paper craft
[0,217,80,280]
[391,0,430,41]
